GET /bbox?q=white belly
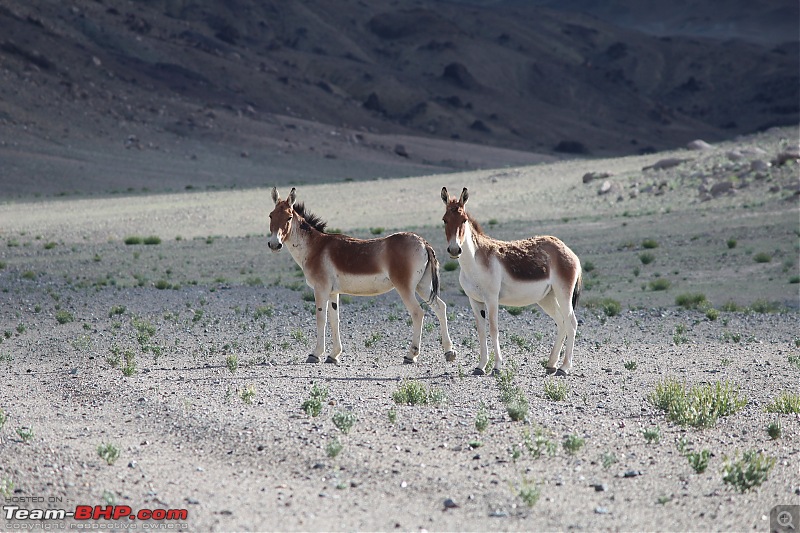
[334,272,395,296]
[498,278,551,306]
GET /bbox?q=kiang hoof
[554,368,568,377]
[403,356,417,364]
[324,356,339,365]
[444,350,457,362]
[491,368,501,377]
[472,367,486,376]
[545,366,557,375]
[305,355,321,364]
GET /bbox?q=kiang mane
[293,202,328,233]
[466,211,485,235]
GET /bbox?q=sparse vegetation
[239,384,256,405]
[475,402,489,433]
[764,392,800,414]
[562,434,585,455]
[16,426,34,442]
[543,379,569,401]
[326,438,343,458]
[686,449,710,474]
[523,427,557,459]
[624,360,638,371]
[55,310,74,324]
[584,297,621,317]
[648,378,746,428]
[332,411,357,434]
[97,443,120,465]
[639,252,655,265]
[143,235,161,245]
[643,426,661,444]
[124,236,143,245]
[753,252,772,263]
[649,278,671,291]
[642,239,659,249]
[443,260,459,272]
[226,354,238,374]
[517,479,540,507]
[301,383,329,416]
[721,450,776,493]
[675,293,708,309]
[767,419,782,440]
[392,380,444,405]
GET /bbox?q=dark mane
[466,211,485,235]
[293,202,328,233]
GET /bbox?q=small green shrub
[675,293,708,309]
[748,299,782,313]
[504,306,525,316]
[226,354,238,374]
[767,419,782,440]
[582,260,595,273]
[43,242,57,250]
[55,310,74,324]
[705,308,720,321]
[764,392,800,414]
[332,411,357,434]
[642,239,659,249]
[585,297,621,317]
[475,402,489,433]
[239,384,256,405]
[16,426,34,442]
[124,236,143,245]
[563,434,585,455]
[648,378,746,428]
[753,252,772,263]
[443,261,459,272]
[506,394,529,422]
[326,438,343,458]
[517,479,540,507]
[649,278,671,291]
[686,449,710,473]
[726,238,737,249]
[108,305,126,318]
[387,409,397,424]
[301,383,329,416]
[543,379,569,401]
[0,408,6,431]
[639,252,655,265]
[643,426,661,444]
[523,427,557,459]
[369,227,384,235]
[721,450,776,492]
[392,380,444,405]
[0,476,13,498]
[143,236,161,245]
[624,360,638,371]
[97,443,120,465]
[601,452,617,469]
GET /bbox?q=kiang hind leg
[538,290,568,376]
[396,284,425,364]
[326,293,343,364]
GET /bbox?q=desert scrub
[332,411,357,434]
[503,306,525,316]
[516,479,540,507]
[649,278,671,291]
[0,477,13,498]
[753,252,772,263]
[639,252,655,265]
[364,332,382,348]
[239,384,256,405]
[143,236,161,245]
[686,449,710,473]
[326,438,343,458]
[369,227,384,235]
[225,354,238,374]
[675,293,708,309]
[721,450,776,493]
[648,379,746,428]
[767,419,782,440]
[124,236,143,245]
[562,434,585,455]
[764,392,800,414]
[301,383,329,417]
[523,427,557,459]
[392,380,444,405]
[475,402,489,433]
[97,443,120,465]
[543,379,569,401]
[443,260,459,272]
[16,427,34,442]
[642,239,659,249]
[55,310,74,324]
[108,305,126,318]
[253,305,274,319]
[121,351,136,376]
[624,360,638,371]
[643,426,661,444]
[0,408,6,431]
[584,297,621,317]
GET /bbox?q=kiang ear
[287,187,297,207]
[459,187,469,206]
[441,187,449,205]
[271,187,280,205]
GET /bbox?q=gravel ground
[0,126,798,532]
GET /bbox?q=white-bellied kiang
[269,187,457,365]
[441,187,582,376]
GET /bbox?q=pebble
[592,483,608,492]
[443,498,459,509]
[595,506,610,514]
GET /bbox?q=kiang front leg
[326,293,343,364]
[306,289,329,363]
[468,298,490,375]
[485,298,503,376]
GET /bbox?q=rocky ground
[0,126,798,531]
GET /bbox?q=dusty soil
[0,126,799,532]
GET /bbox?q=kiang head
[268,187,297,251]
[440,187,470,259]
